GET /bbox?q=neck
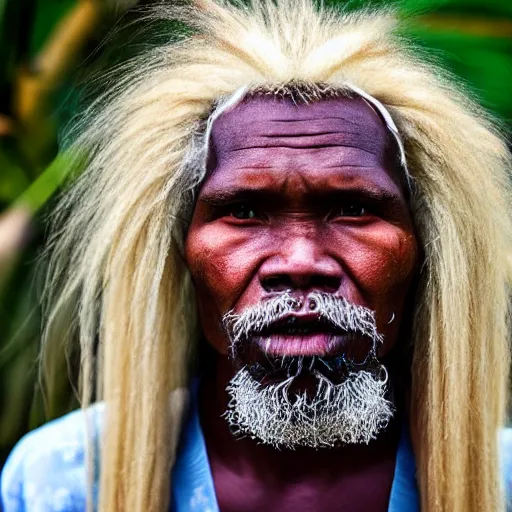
[199,352,404,511]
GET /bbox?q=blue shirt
[2,390,511,511]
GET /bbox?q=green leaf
[0,148,29,204]
[14,152,77,213]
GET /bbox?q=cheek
[184,222,265,352]
[185,225,259,309]
[337,225,418,345]
[354,230,417,295]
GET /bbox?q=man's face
[185,94,418,447]
[185,95,417,362]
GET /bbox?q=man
[2,0,512,511]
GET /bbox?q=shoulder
[1,403,104,512]
[501,428,512,510]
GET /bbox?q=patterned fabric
[1,390,510,512]
[1,404,104,512]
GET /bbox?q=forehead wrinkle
[219,95,382,125]
[205,95,404,194]
[210,97,391,162]
[214,113,384,146]
[246,123,376,138]
[212,145,388,173]
[227,139,385,156]
[270,116,361,125]
[226,122,385,155]
[235,116,377,134]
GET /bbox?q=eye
[229,204,259,220]
[337,203,366,217]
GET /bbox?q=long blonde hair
[42,1,512,510]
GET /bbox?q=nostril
[310,275,341,293]
[261,274,341,293]
[261,274,294,292]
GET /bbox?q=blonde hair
[42,1,512,511]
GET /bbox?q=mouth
[251,314,373,360]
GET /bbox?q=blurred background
[0,0,511,468]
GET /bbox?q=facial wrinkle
[215,147,388,173]
[214,118,386,160]
[207,96,404,198]
[228,144,383,155]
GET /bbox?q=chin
[224,362,395,449]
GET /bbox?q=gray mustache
[222,291,383,355]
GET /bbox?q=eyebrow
[199,185,405,208]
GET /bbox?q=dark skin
[184,96,418,511]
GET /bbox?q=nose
[258,236,343,294]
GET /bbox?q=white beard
[224,366,394,449]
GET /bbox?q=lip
[254,333,358,357]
